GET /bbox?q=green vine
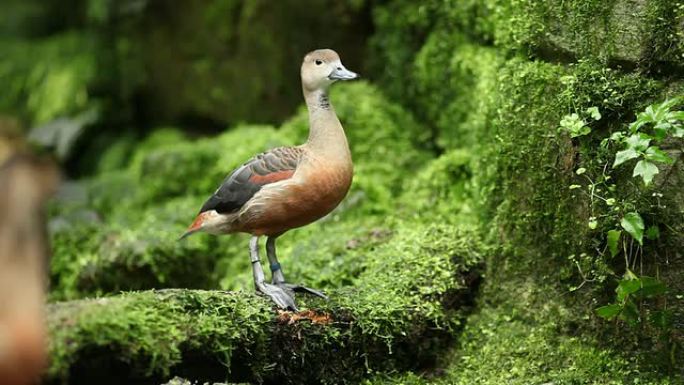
[559,98,683,329]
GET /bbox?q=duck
[181,49,358,311]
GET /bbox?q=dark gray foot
[276,282,328,300]
[256,282,298,311]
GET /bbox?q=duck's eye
[315,59,323,65]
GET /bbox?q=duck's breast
[238,162,352,236]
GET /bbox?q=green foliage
[620,212,645,245]
[558,106,602,138]
[0,33,97,124]
[412,31,503,150]
[49,196,243,300]
[556,97,683,368]
[610,98,683,186]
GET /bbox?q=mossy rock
[49,196,244,301]
[397,149,474,224]
[412,30,503,149]
[486,0,684,68]
[46,222,484,385]
[479,58,663,266]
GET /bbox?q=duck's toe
[277,283,328,300]
[257,282,298,311]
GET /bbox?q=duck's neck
[303,88,351,163]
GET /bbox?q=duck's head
[301,49,358,92]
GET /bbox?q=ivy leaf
[620,212,644,245]
[625,133,651,151]
[617,277,642,302]
[633,159,659,185]
[653,122,671,140]
[644,146,672,164]
[587,106,601,121]
[559,113,590,138]
[607,230,621,257]
[673,124,684,138]
[613,148,639,168]
[609,131,624,141]
[596,303,621,319]
[629,116,648,133]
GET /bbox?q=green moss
[397,150,474,224]
[49,196,245,300]
[479,58,662,266]
[47,290,273,382]
[366,306,674,385]
[134,125,285,202]
[412,31,503,149]
[95,134,137,174]
[47,220,483,384]
[482,0,684,66]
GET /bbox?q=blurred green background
[0,0,371,175]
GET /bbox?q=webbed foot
[256,282,298,311]
[275,282,328,300]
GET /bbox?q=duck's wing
[199,146,304,214]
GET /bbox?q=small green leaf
[653,122,671,140]
[609,131,624,141]
[644,146,673,164]
[596,304,621,319]
[617,277,642,302]
[625,133,651,151]
[613,148,639,168]
[633,159,659,185]
[560,113,591,137]
[629,114,649,133]
[588,218,598,229]
[575,167,586,175]
[587,106,601,120]
[620,212,644,245]
[605,198,616,206]
[607,230,621,257]
[569,184,581,190]
[645,225,660,240]
[674,125,684,138]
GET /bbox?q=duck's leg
[266,236,328,300]
[249,235,298,311]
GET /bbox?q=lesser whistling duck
[181,49,358,310]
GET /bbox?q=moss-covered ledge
[45,224,483,385]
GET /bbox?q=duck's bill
[329,66,359,81]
